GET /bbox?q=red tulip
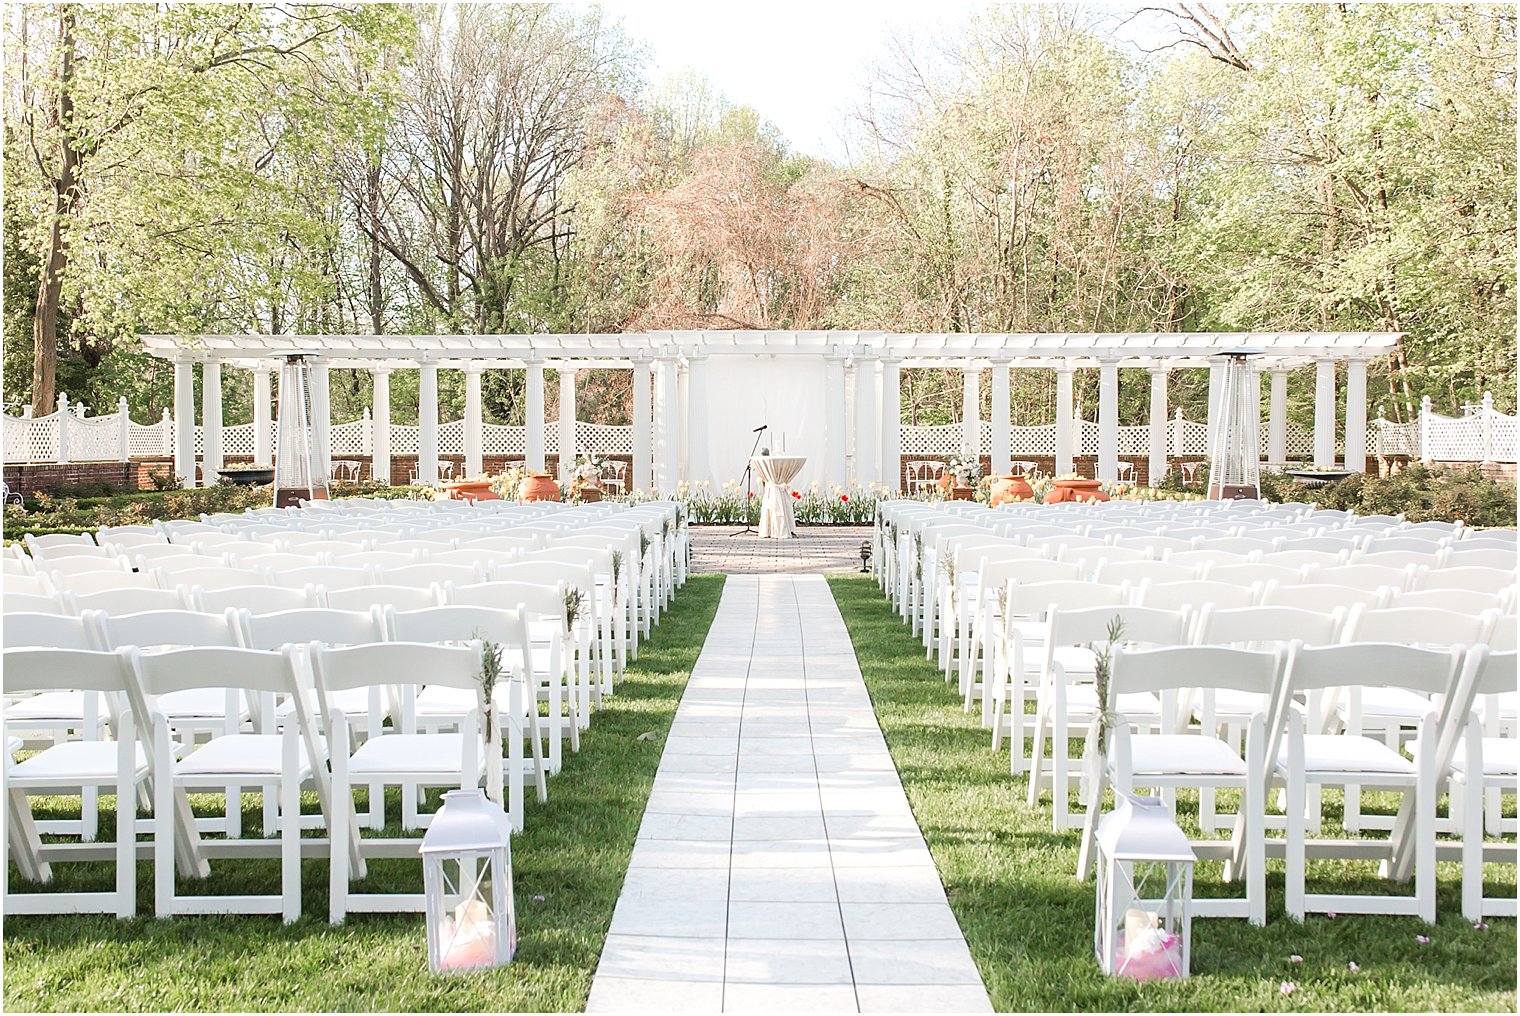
[791,490,801,499]
[840,494,849,502]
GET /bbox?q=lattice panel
[482,424,525,454]
[1008,424,1057,455]
[900,424,964,455]
[331,419,368,455]
[389,424,420,454]
[1424,413,1483,462]
[69,415,120,461]
[221,423,255,456]
[576,422,632,455]
[1116,425,1154,455]
[4,413,60,463]
[1175,420,1208,456]
[1078,421,1102,455]
[437,419,465,454]
[1486,409,1517,462]
[128,420,171,457]
[1373,419,1420,458]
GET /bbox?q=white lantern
[421,789,516,974]
[1094,792,1195,981]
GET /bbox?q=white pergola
[140,331,1399,490]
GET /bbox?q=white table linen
[752,455,807,538]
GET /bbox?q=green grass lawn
[827,575,1516,1013]
[2,575,725,1013]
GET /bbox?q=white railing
[1372,413,1420,458]
[1420,392,1516,464]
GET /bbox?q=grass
[2,575,725,1013]
[827,575,1516,1013]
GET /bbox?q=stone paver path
[586,574,992,1014]
[689,526,874,575]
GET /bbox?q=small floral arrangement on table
[945,454,981,487]
[570,453,606,497]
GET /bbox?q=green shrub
[1261,464,1515,527]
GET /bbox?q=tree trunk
[31,7,78,417]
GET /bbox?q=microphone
[752,424,768,432]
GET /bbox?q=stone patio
[689,526,875,576]
[586,574,992,1014]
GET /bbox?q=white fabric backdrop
[694,356,828,488]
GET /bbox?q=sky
[589,3,1172,163]
[593,1,984,162]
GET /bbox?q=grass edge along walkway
[2,575,726,1014]
[826,575,1515,1014]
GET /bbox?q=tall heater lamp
[1207,348,1263,500]
[273,354,330,507]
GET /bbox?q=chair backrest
[1195,604,1343,648]
[376,563,484,588]
[1411,565,1514,595]
[96,525,167,548]
[4,590,66,614]
[1257,581,1387,613]
[5,572,53,596]
[1005,579,1128,616]
[1066,544,1153,568]
[2,611,100,649]
[42,555,134,577]
[990,559,1084,589]
[223,551,320,572]
[97,608,240,650]
[322,583,442,612]
[1283,641,1463,700]
[491,562,596,601]
[24,532,96,553]
[1389,587,1509,616]
[3,647,131,695]
[1359,537,1450,556]
[154,566,269,591]
[1466,646,1517,698]
[1312,562,1419,593]
[309,641,484,726]
[1203,561,1306,587]
[1091,560,1198,587]
[237,607,384,649]
[271,565,374,589]
[385,604,531,657]
[1134,579,1260,612]
[336,550,427,571]
[445,580,567,623]
[1046,604,1191,653]
[1341,604,1495,648]
[1353,549,1445,571]
[49,570,163,596]
[65,586,189,616]
[190,583,318,614]
[1266,549,1351,571]
[1441,546,1518,571]
[1110,643,1284,700]
[458,535,542,554]
[124,645,298,699]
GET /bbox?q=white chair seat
[1124,735,1248,776]
[4,691,94,724]
[1451,738,1519,778]
[158,688,248,722]
[9,741,150,784]
[1338,687,1434,722]
[1205,688,1270,720]
[1281,735,1415,776]
[276,688,376,721]
[175,734,312,778]
[414,685,491,717]
[347,733,479,777]
[1069,687,1162,719]
[1053,645,1096,673]
[1482,692,1517,722]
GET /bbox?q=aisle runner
[587,575,992,1013]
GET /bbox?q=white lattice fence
[128,419,172,457]
[576,422,633,455]
[1424,412,1483,461]
[4,413,60,463]
[1486,408,1517,462]
[1373,417,1420,458]
[482,424,524,455]
[900,423,965,455]
[70,416,119,461]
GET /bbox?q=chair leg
[1051,690,1071,831]
[281,773,300,924]
[116,772,136,919]
[1461,774,1483,922]
[330,775,350,925]
[1416,762,1436,924]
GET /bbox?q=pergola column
[1054,363,1075,476]
[960,361,980,459]
[252,367,273,466]
[1147,363,1168,484]
[311,359,332,483]
[676,359,690,480]
[557,365,576,481]
[1313,357,1337,468]
[632,357,652,494]
[202,359,223,483]
[418,360,440,486]
[879,358,902,491]
[990,361,1011,477]
[1268,368,1289,465]
[852,355,878,486]
[654,356,679,492]
[686,354,710,485]
[464,364,484,477]
[1344,357,1368,473]
[370,367,392,484]
[525,359,546,472]
[1206,357,1224,454]
[173,356,196,488]
[824,352,848,482]
[1097,357,1120,482]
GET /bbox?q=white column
[370,368,392,484]
[525,359,546,472]
[311,359,332,483]
[1206,358,1224,454]
[1097,357,1120,482]
[116,395,130,462]
[1147,364,1168,485]
[879,358,902,491]
[686,354,710,485]
[557,366,576,481]
[853,356,878,486]
[653,357,679,491]
[631,357,652,494]
[173,357,196,487]
[202,359,223,482]
[1344,358,1368,473]
[464,364,484,477]
[990,361,1010,477]
[1054,363,1075,476]
[1268,368,1289,465]
[253,368,273,465]
[1481,391,1496,465]
[676,359,690,481]
[56,393,71,465]
[960,362,980,458]
[825,353,848,483]
[1313,358,1337,467]
[418,361,439,485]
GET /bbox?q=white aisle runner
[587,574,993,1013]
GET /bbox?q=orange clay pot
[989,474,1034,506]
[519,473,561,503]
[1045,478,1109,504]
[440,478,500,502]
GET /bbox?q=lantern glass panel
[424,849,516,973]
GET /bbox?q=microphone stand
[729,425,767,537]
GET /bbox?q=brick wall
[3,458,175,495]
[892,456,1205,491]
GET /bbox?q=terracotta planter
[441,478,500,502]
[989,474,1034,506]
[519,473,561,503]
[949,484,975,501]
[1045,478,1110,504]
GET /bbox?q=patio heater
[1207,348,1263,500]
[272,354,329,507]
